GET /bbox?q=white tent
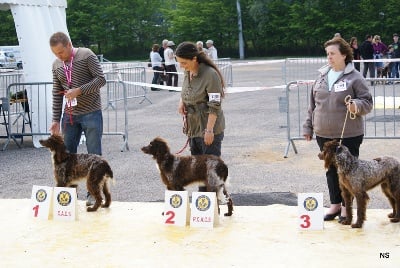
[0,0,68,147]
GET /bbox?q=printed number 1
[32,205,39,217]
[165,210,175,224]
[300,214,311,228]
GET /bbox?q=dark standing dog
[39,134,114,212]
[141,137,233,216]
[319,140,400,228]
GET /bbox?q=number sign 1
[164,190,189,226]
[30,185,53,220]
[298,193,324,230]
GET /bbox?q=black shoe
[324,210,341,221]
[338,216,347,224]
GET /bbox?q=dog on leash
[319,140,400,227]
[141,137,233,216]
[39,134,114,212]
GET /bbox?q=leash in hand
[339,95,357,145]
[176,115,189,154]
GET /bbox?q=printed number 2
[165,210,175,224]
[32,205,39,217]
[300,214,311,228]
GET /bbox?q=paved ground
[0,59,398,209]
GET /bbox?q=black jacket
[360,40,374,59]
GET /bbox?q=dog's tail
[105,164,115,185]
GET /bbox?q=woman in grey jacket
[303,37,373,222]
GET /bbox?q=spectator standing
[349,37,361,72]
[390,33,400,79]
[303,37,373,222]
[206,40,218,60]
[196,41,208,54]
[386,45,395,81]
[359,34,375,85]
[150,44,163,91]
[164,40,178,88]
[372,35,388,77]
[49,31,106,206]
[158,39,168,85]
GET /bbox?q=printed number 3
[300,214,311,228]
[165,210,175,224]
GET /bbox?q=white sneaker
[86,193,95,206]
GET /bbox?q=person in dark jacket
[359,34,375,84]
[390,33,400,79]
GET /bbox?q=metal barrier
[282,78,400,158]
[215,58,233,87]
[0,71,23,97]
[104,66,151,104]
[1,82,53,150]
[0,81,130,151]
[103,80,129,151]
[283,58,325,84]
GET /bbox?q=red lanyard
[62,48,75,126]
[63,49,74,88]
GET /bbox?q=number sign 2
[164,190,189,226]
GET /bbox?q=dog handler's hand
[178,98,186,115]
[204,131,214,145]
[304,134,312,141]
[65,87,82,100]
[49,122,61,135]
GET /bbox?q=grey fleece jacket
[303,63,373,139]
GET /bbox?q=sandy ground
[0,199,399,268]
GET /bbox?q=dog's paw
[388,212,394,218]
[351,222,363,228]
[86,206,99,212]
[340,219,351,225]
[390,217,400,223]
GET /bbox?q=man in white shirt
[206,40,218,60]
[164,40,178,87]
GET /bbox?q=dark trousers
[190,132,224,191]
[151,66,163,89]
[362,61,375,79]
[316,135,363,205]
[165,64,178,87]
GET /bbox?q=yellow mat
[0,199,399,268]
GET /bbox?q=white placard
[190,192,219,228]
[30,185,53,220]
[298,193,324,230]
[164,190,189,226]
[53,187,77,222]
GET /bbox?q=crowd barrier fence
[282,78,400,158]
[0,80,130,151]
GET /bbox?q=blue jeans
[391,62,399,78]
[62,110,103,155]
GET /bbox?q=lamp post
[379,12,385,34]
